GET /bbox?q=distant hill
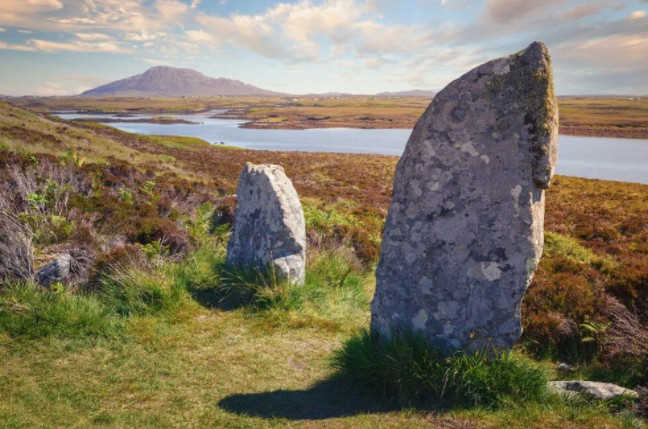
[81,66,284,97]
[377,90,436,97]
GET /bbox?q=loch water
[56,111,648,185]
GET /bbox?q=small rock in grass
[549,380,638,400]
[36,254,72,287]
[557,363,575,372]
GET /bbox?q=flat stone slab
[371,41,559,352]
[549,381,638,400]
[226,162,306,284]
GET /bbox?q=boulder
[371,42,559,352]
[226,163,306,284]
[36,254,72,286]
[549,381,638,400]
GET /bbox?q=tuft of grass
[210,249,371,331]
[332,329,549,409]
[0,282,121,339]
[544,231,615,271]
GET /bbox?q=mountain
[81,66,284,97]
[377,89,436,97]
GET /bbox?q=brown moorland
[1,100,647,427]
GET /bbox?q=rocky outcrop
[36,254,72,287]
[549,381,638,400]
[371,42,559,352]
[226,163,306,284]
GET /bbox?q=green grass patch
[544,231,615,270]
[206,249,371,332]
[0,283,121,339]
[143,134,211,150]
[333,329,549,409]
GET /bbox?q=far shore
[72,109,648,139]
[12,95,648,140]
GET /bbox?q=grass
[1,254,643,428]
[332,329,549,408]
[0,282,121,339]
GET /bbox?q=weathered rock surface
[371,42,559,352]
[226,163,306,284]
[36,254,72,286]
[549,381,638,400]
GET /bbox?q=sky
[0,0,646,96]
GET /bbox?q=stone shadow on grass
[218,376,396,420]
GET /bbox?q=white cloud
[141,57,172,65]
[193,0,434,62]
[185,29,216,44]
[628,10,647,20]
[29,39,130,52]
[125,30,167,42]
[74,32,113,41]
[557,34,648,70]
[155,0,189,21]
[0,0,63,27]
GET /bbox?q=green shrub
[0,282,120,338]
[332,329,549,409]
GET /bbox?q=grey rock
[226,162,306,284]
[557,362,575,372]
[549,381,638,400]
[36,254,72,286]
[371,41,559,352]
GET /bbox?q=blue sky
[0,0,646,95]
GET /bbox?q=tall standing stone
[226,163,306,284]
[371,42,559,352]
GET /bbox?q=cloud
[124,30,167,41]
[141,57,172,65]
[557,34,648,70]
[556,2,608,20]
[185,29,216,44]
[0,28,5,32]
[193,0,434,62]
[74,32,113,41]
[0,41,37,51]
[486,0,562,23]
[628,10,647,19]
[0,0,64,27]
[29,39,130,52]
[155,0,189,21]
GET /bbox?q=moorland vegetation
[0,100,647,427]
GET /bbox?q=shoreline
[78,111,648,139]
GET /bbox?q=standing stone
[371,42,558,352]
[37,254,72,287]
[226,163,306,284]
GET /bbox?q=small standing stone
[226,163,306,284]
[37,254,72,286]
[371,42,559,352]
